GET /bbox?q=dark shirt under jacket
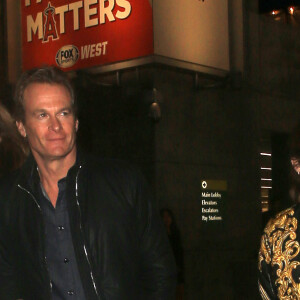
[39,177,86,300]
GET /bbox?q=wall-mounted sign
[201,180,227,224]
[153,0,230,72]
[21,0,153,71]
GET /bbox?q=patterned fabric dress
[258,205,300,299]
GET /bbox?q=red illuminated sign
[21,0,153,71]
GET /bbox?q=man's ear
[16,121,26,138]
[75,119,79,132]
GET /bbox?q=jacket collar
[17,153,38,191]
[17,148,86,190]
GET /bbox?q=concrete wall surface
[152,67,262,299]
[149,4,300,298]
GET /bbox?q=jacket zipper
[17,184,53,297]
[18,165,100,299]
[75,166,100,299]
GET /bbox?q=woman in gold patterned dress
[258,124,300,300]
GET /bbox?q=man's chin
[33,146,76,162]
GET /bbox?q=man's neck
[33,149,77,207]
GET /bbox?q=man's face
[17,83,78,162]
[291,157,300,174]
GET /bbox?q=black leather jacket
[0,152,177,300]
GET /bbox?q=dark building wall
[152,68,261,298]
[147,5,300,298]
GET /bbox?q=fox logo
[56,45,79,68]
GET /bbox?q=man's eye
[39,113,46,118]
[61,111,69,116]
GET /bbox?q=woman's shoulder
[263,206,298,237]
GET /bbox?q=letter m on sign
[27,12,43,42]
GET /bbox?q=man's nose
[48,116,62,132]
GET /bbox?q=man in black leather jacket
[0,66,177,300]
